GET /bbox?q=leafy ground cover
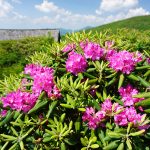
[0,30,150,150]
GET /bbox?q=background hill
[85,15,150,32]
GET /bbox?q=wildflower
[82,41,104,61]
[108,50,142,74]
[0,110,7,117]
[1,90,38,113]
[119,84,144,106]
[62,43,76,52]
[82,107,105,129]
[105,41,114,49]
[25,64,61,99]
[114,107,143,126]
[66,51,87,75]
[101,99,123,116]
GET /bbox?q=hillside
[85,15,150,32]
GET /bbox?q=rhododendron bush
[0,30,150,150]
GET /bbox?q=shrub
[0,30,150,150]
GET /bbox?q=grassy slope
[85,15,150,32]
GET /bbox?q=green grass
[0,36,54,79]
[85,15,150,33]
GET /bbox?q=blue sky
[0,0,149,29]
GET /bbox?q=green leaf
[0,134,17,141]
[103,88,107,99]
[106,77,117,87]
[135,98,150,107]
[60,113,66,123]
[129,129,145,136]
[107,131,123,139]
[144,109,150,113]
[11,127,18,137]
[127,74,139,81]
[1,142,9,150]
[91,144,99,149]
[46,101,58,118]
[133,92,150,98]
[43,136,52,142]
[90,136,97,144]
[84,72,97,79]
[78,108,86,112]
[60,103,73,109]
[28,100,48,114]
[126,139,132,150]
[9,143,18,150]
[61,142,66,150]
[19,141,24,150]
[136,65,150,70]
[103,140,119,150]
[80,137,88,146]
[127,122,133,134]
[117,143,124,150]
[118,74,124,89]
[138,76,150,87]
[75,116,81,132]
[0,111,14,126]
[64,138,78,145]
[78,73,84,80]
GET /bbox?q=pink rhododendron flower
[101,99,123,116]
[119,84,144,106]
[66,51,87,75]
[25,64,61,99]
[81,41,104,61]
[101,99,112,113]
[62,43,76,52]
[0,110,7,117]
[82,107,105,129]
[105,49,117,60]
[108,50,142,74]
[132,51,143,63]
[24,64,54,78]
[114,107,143,126]
[105,41,114,48]
[147,57,150,64]
[1,90,38,113]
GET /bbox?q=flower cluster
[24,64,61,99]
[82,107,105,129]
[108,50,142,74]
[66,51,88,75]
[1,90,38,112]
[62,43,76,52]
[114,106,143,126]
[81,41,104,61]
[0,110,7,117]
[64,41,142,75]
[119,84,144,106]
[1,64,61,113]
[83,89,145,129]
[82,99,123,129]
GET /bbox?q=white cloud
[35,0,71,15]
[0,0,13,17]
[11,0,22,4]
[34,0,150,29]
[12,11,26,20]
[126,7,150,18]
[96,0,138,13]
